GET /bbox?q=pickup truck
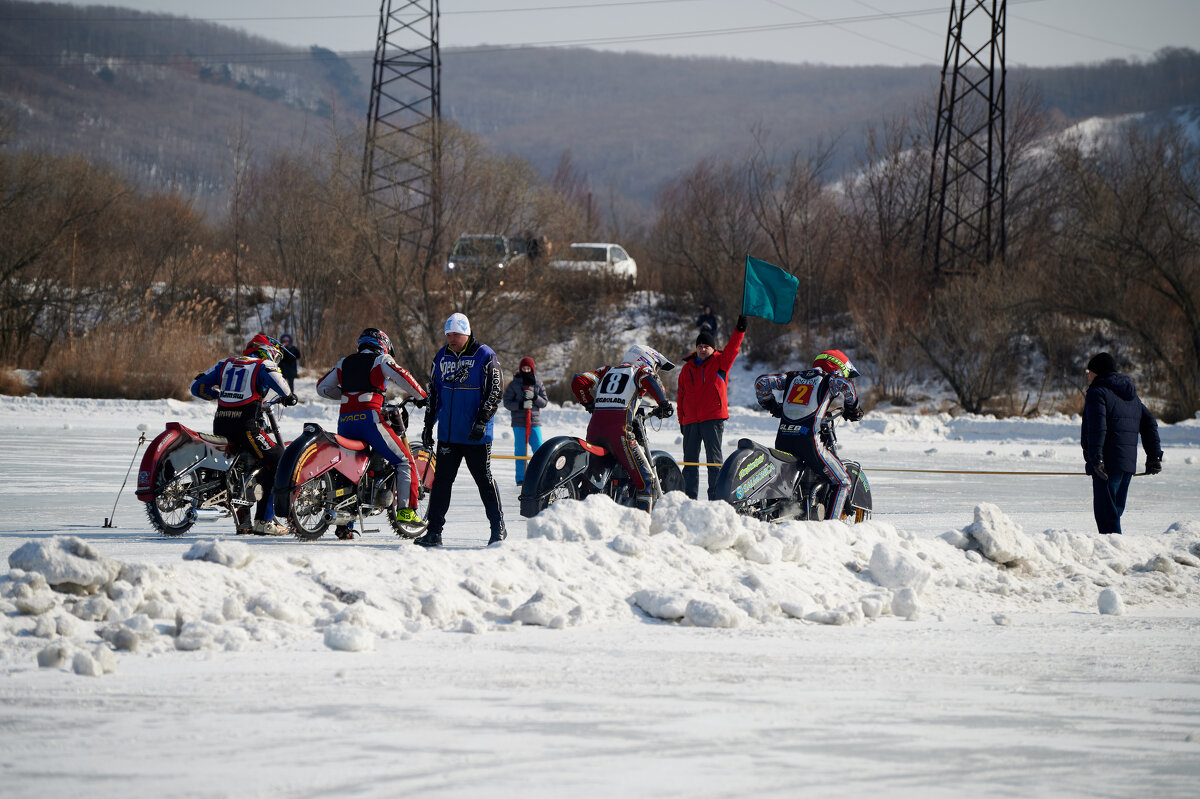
[446,234,526,270]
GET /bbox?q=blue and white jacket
[423,337,503,445]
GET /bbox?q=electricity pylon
[924,0,1006,274]
[363,0,441,255]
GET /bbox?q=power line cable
[1,0,702,23]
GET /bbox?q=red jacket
[676,329,744,425]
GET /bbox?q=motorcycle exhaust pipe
[187,508,230,524]
[323,509,357,526]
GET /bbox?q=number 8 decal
[602,372,629,395]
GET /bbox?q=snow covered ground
[1,392,1199,798]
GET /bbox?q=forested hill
[3,0,1198,209]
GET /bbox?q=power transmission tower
[363,0,441,256]
[923,0,1006,274]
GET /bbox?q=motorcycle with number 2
[137,397,287,536]
[713,410,873,523]
[273,397,431,541]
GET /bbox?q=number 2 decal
[786,382,813,404]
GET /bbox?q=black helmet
[358,328,394,356]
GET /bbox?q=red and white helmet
[243,333,282,363]
[813,349,858,378]
[622,344,675,373]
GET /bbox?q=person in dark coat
[502,356,549,485]
[278,333,301,394]
[696,304,718,338]
[1081,352,1163,535]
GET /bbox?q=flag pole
[740,255,747,317]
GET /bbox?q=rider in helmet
[316,327,428,536]
[754,349,865,521]
[191,333,298,535]
[571,344,675,512]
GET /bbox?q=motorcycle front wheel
[145,463,199,537]
[289,472,334,541]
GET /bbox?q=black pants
[682,419,724,500]
[1092,470,1132,534]
[425,441,504,536]
[214,409,281,522]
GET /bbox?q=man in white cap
[417,312,506,546]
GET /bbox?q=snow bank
[3,497,1199,675]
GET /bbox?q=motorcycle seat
[736,438,798,464]
[334,434,369,451]
[199,432,228,445]
[768,447,798,464]
[579,439,608,458]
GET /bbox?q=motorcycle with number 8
[519,405,684,517]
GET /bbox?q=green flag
[741,256,799,324]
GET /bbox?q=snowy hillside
[1,395,1198,796]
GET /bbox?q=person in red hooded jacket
[676,314,746,500]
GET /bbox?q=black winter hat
[1087,352,1118,377]
[696,331,717,349]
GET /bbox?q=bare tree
[746,130,840,336]
[650,158,764,325]
[1046,123,1200,420]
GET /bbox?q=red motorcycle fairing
[135,423,216,500]
[287,433,372,490]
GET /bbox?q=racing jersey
[572,362,669,425]
[316,351,425,413]
[755,369,858,431]
[191,356,290,409]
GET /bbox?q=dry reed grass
[38,299,222,399]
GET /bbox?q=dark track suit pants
[424,441,504,536]
[682,419,724,500]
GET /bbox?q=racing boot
[487,522,507,546]
[234,509,254,535]
[394,507,427,537]
[254,519,289,536]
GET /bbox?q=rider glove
[468,418,487,441]
[412,396,428,408]
[765,400,783,418]
[652,403,674,420]
[421,427,433,449]
[844,404,864,422]
[735,314,747,332]
[283,394,299,407]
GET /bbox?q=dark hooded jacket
[1081,372,1162,474]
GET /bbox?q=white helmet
[622,344,675,373]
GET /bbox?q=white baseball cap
[445,312,471,336]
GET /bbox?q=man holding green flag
[742,255,800,324]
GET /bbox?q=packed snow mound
[3,497,1199,674]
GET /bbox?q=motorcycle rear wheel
[145,464,199,537]
[289,473,334,541]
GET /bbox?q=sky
[62,0,1200,68]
